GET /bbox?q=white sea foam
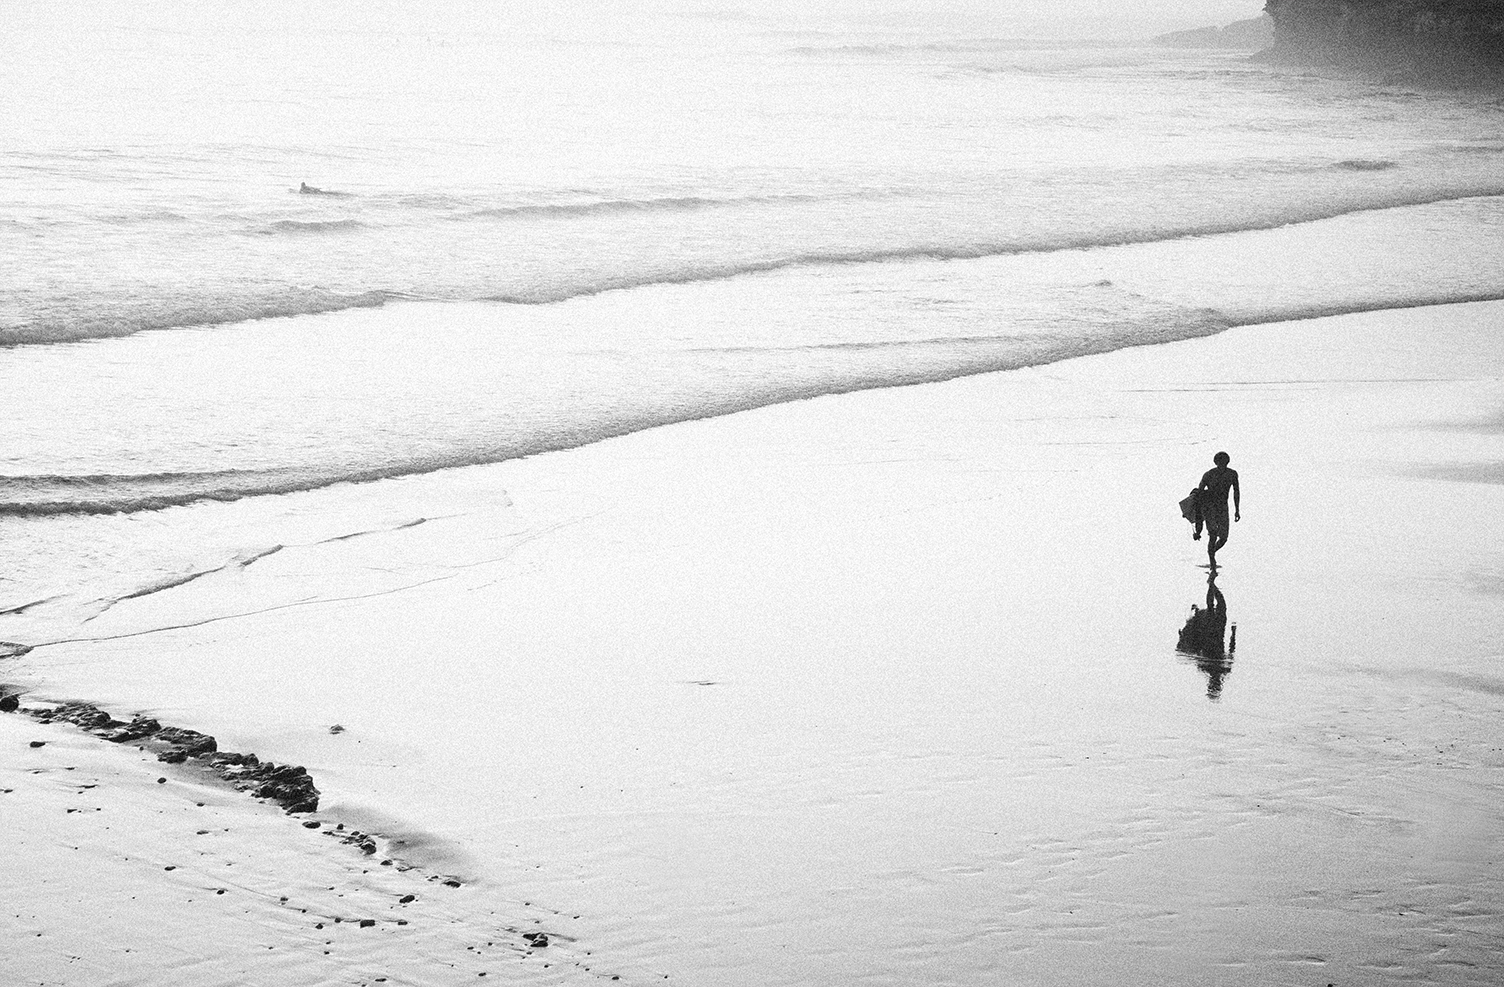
[5,191,1504,524]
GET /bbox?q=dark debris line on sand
[0,688,617,980]
[0,690,470,884]
[13,697,320,813]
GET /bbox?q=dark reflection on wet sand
[1177,574,1236,700]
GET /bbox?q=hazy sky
[6,1,1269,45]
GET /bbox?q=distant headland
[1155,14,1273,50]
[1260,0,1504,83]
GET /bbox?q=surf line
[484,188,1504,305]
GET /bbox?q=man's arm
[1232,471,1241,521]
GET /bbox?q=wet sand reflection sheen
[1178,574,1237,700]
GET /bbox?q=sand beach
[6,299,1502,985]
[8,2,1504,983]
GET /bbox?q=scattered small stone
[303,820,321,829]
[0,694,19,713]
[443,879,462,888]
[29,741,45,748]
[398,894,416,904]
[157,777,167,784]
[329,724,345,734]
[522,932,549,948]
[164,865,176,871]
[215,889,226,895]
[358,919,376,928]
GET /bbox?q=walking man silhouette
[1195,452,1240,567]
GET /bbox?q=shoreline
[6,188,1504,526]
[7,298,1504,985]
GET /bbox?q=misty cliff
[1264,0,1504,80]
[1155,14,1274,49]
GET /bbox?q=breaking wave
[462,191,832,221]
[262,218,367,234]
[482,184,1504,304]
[1,289,394,347]
[1335,159,1399,172]
[7,160,1504,347]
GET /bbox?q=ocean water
[6,2,1504,625]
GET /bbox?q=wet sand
[6,300,1504,985]
[1,710,617,986]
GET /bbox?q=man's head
[1214,451,1230,466]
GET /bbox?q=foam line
[6,189,1502,347]
[8,287,1504,517]
[484,187,1504,304]
[2,290,395,348]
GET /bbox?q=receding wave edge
[7,287,1504,516]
